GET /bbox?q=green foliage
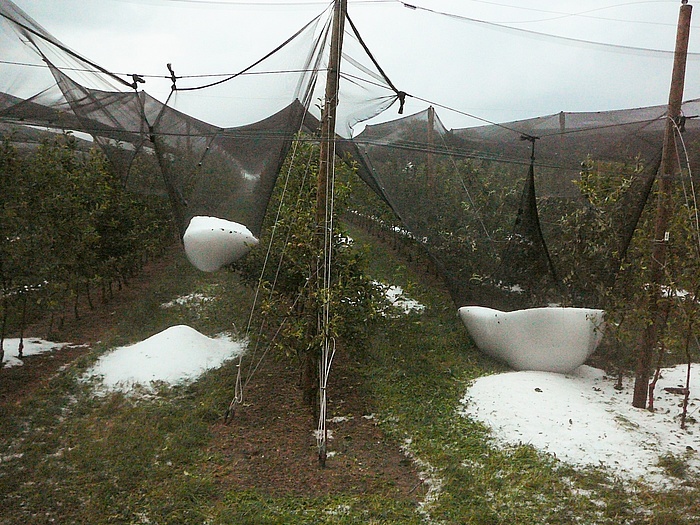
[348,149,521,291]
[553,156,700,372]
[234,137,384,359]
[0,133,174,342]
[545,157,642,310]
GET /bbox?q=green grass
[1,231,699,524]
[211,491,423,524]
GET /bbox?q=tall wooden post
[313,0,346,467]
[633,1,692,408]
[317,0,346,232]
[427,105,435,189]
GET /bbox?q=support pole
[427,106,435,189]
[633,1,692,409]
[315,0,346,467]
[318,0,346,232]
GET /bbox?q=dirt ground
[0,247,424,501]
[208,348,422,498]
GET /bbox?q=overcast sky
[9,0,700,131]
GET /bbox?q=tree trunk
[301,347,319,418]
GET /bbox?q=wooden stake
[427,106,435,189]
[317,0,346,232]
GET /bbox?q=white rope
[317,337,336,451]
[316,44,342,457]
[227,129,308,415]
[653,117,700,315]
[243,282,310,390]
[316,135,336,456]
[670,116,700,257]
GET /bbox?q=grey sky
[10,0,700,131]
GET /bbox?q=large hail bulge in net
[183,216,259,272]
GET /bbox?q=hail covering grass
[1,339,80,368]
[461,364,700,486]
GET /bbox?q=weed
[657,452,690,480]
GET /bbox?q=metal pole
[633,1,692,408]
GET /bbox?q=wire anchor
[520,134,539,162]
[130,73,145,90]
[167,63,178,91]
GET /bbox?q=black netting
[350,101,700,309]
[0,1,401,239]
[150,100,306,237]
[2,0,699,311]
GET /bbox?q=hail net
[2,0,698,311]
[351,102,700,309]
[0,1,402,239]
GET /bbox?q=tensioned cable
[0,59,321,80]
[6,0,697,145]
[317,1,347,461]
[3,55,677,156]
[24,115,667,176]
[0,10,136,90]
[5,20,690,177]
[317,128,338,463]
[111,0,392,5]
[435,118,496,246]
[657,121,699,337]
[246,139,317,368]
[226,126,311,417]
[26,109,665,152]
[345,12,405,112]
[462,0,685,27]
[363,88,677,161]
[405,93,539,140]
[671,116,700,257]
[225,11,330,409]
[2,18,682,148]
[225,1,333,418]
[397,1,700,59]
[14,114,673,175]
[353,135,557,169]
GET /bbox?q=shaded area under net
[350,103,699,309]
[2,0,699,312]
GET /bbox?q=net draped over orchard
[2,0,699,311]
